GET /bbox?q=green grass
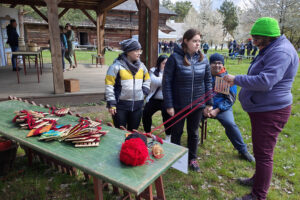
[41,49,120,66]
[1,50,299,200]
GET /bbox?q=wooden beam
[44,0,65,94]
[31,5,48,22]
[134,0,139,8]
[142,0,152,10]
[0,0,97,10]
[138,0,147,65]
[98,0,127,12]
[80,9,96,26]
[58,8,69,19]
[96,10,106,64]
[147,0,159,68]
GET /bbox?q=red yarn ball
[120,138,149,166]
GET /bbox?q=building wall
[24,10,170,49]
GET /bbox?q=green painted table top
[0,100,187,195]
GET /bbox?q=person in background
[228,40,233,54]
[240,42,245,56]
[105,38,150,131]
[246,38,253,57]
[205,53,255,162]
[169,41,174,54]
[224,17,299,200]
[142,55,172,142]
[233,40,237,52]
[6,19,20,71]
[163,29,213,172]
[64,23,75,70]
[203,42,209,54]
[251,45,258,57]
[60,27,68,72]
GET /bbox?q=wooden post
[138,0,159,69]
[96,10,106,65]
[138,0,147,66]
[147,0,158,68]
[44,0,65,94]
[18,6,25,38]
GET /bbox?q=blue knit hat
[120,38,141,53]
[209,53,224,65]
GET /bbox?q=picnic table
[0,100,187,200]
[12,50,43,84]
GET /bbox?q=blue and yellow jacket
[212,71,237,111]
[105,58,150,111]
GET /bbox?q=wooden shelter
[22,0,176,49]
[0,0,160,94]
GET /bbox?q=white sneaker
[165,135,171,143]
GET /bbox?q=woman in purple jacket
[224,17,299,200]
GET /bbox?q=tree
[184,0,224,47]
[240,0,300,48]
[161,0,175,11]
[219,0,239,37]
[174,1,193,22]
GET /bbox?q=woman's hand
[108,107,117,116]
[167,108,175,116]
[223,74,235,86]
[204,106,213,118]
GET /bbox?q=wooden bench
[92,54,104,68]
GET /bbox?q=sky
[170,0,247,10]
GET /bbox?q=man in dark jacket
[206,53,254,162]
[246,39,253,56]
[6,19,20,71]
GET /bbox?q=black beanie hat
[209,53,224,65]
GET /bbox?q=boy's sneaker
[240,151,255,162]
[189,159,200,172]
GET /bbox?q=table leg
[16,56,20,84]
[93,177,104,200]
[113,186,120,195]
[123,191,133,200]
[136,185,153,200]
[41,50,44,68]
[28,56,31,68]
[154,176,166,200]
[39,53,43,75]
[35,55,40,83]
[22,56,27,75]
[26,148,33,166]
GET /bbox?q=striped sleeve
[105,64,119,108]
[142,64,151,95]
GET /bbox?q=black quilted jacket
[162,44,213,109]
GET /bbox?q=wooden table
[0,100,187,200]
[12,50,43,84]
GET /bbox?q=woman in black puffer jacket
[162,29,213,172]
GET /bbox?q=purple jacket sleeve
[234,51,292,91]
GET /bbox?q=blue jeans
[215,108,248,153]
[11,46,18,69]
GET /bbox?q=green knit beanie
[250,17,281,37]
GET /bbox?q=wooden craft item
[75,142,99,148]
[214,76,230,95]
